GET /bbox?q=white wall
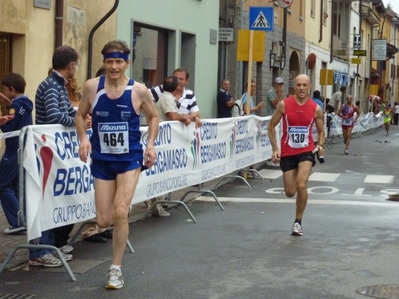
[116,0,220,118]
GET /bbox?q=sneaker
[151,204,170,217]
[106,268,124,289]
[345,150,349,155]
[246,172,256,179]
[98,229,113,239]
[59,244,74,254]
[3,226,26,235]
[29,253,62,267]
[291,222,303,236]
[84,234,108,243]
[265,160,280,167]
[52,251,73,262]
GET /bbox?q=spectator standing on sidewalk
[265,77,284,116]
[217,79,235,118]
[156,76,191,125]
[330,86,346,113]
[150,68,202,128]
[393,102,399,125]
[30,45,78,267]
[268,74,325,236]
[0,73,33,235]
[76,40,159,289]
[242,80,264,115]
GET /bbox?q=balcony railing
[360,6,380,25]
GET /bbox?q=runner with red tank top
[280,95,317,157]
[338,95,359,155]
[268,74,325,236]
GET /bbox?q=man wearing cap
[265,77,284,116]
[76,40,159,289]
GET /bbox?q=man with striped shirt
[30,45,79,267]
[35,45,78,127]
[149,68,202,128]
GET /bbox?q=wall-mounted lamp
[279,53,286,70]
[269,50,276,68]
[270,49,286,70]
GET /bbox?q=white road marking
[258,169,282,179]
[364,175,394,184]
[309,172,341,182]
[194,196,399,206]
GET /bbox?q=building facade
[218,0,399,115]
[116,0,220,118]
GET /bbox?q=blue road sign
[249,7,274,32]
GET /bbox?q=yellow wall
[0,0,116,101]
[303,0,330,51]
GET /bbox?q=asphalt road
[1,125,399,299]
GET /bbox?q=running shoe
[29,253,62,267]
[291,222,303,236]
[106,268,124,289]
[59,244,74,253]
[3,226,26,235]
[151,204,170,217]
[345,150,349,155]
[52,251,73,262]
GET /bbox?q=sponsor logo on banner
[256,120,271,149]
[142,123,188,176]
[191,128,201,169]
[197,122,227,167]
[34,130,95,198]
[36,134,54,199]
[232,119,254,155]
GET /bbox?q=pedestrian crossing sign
[249,7,274,32]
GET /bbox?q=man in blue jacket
[0,73,33,235]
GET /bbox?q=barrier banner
[23,116,275,240]
[328,112,383,136]
[20,112,383,240]
[24,125,95,241]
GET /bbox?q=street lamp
[280,53,286,70]
[269,50,276,68]
[269,50,286,70]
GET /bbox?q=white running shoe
[59,244,74,254]
[106,268,124,289]
[29,253,62,267]
[291,222,303,236]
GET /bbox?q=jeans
[0,154,20,228]
[29,229,55,259]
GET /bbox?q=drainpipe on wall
[55,0,64,49]
[319,0,323,43]
[87,0,119,80]
[238,0,244,97]
[283,7,287,71]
